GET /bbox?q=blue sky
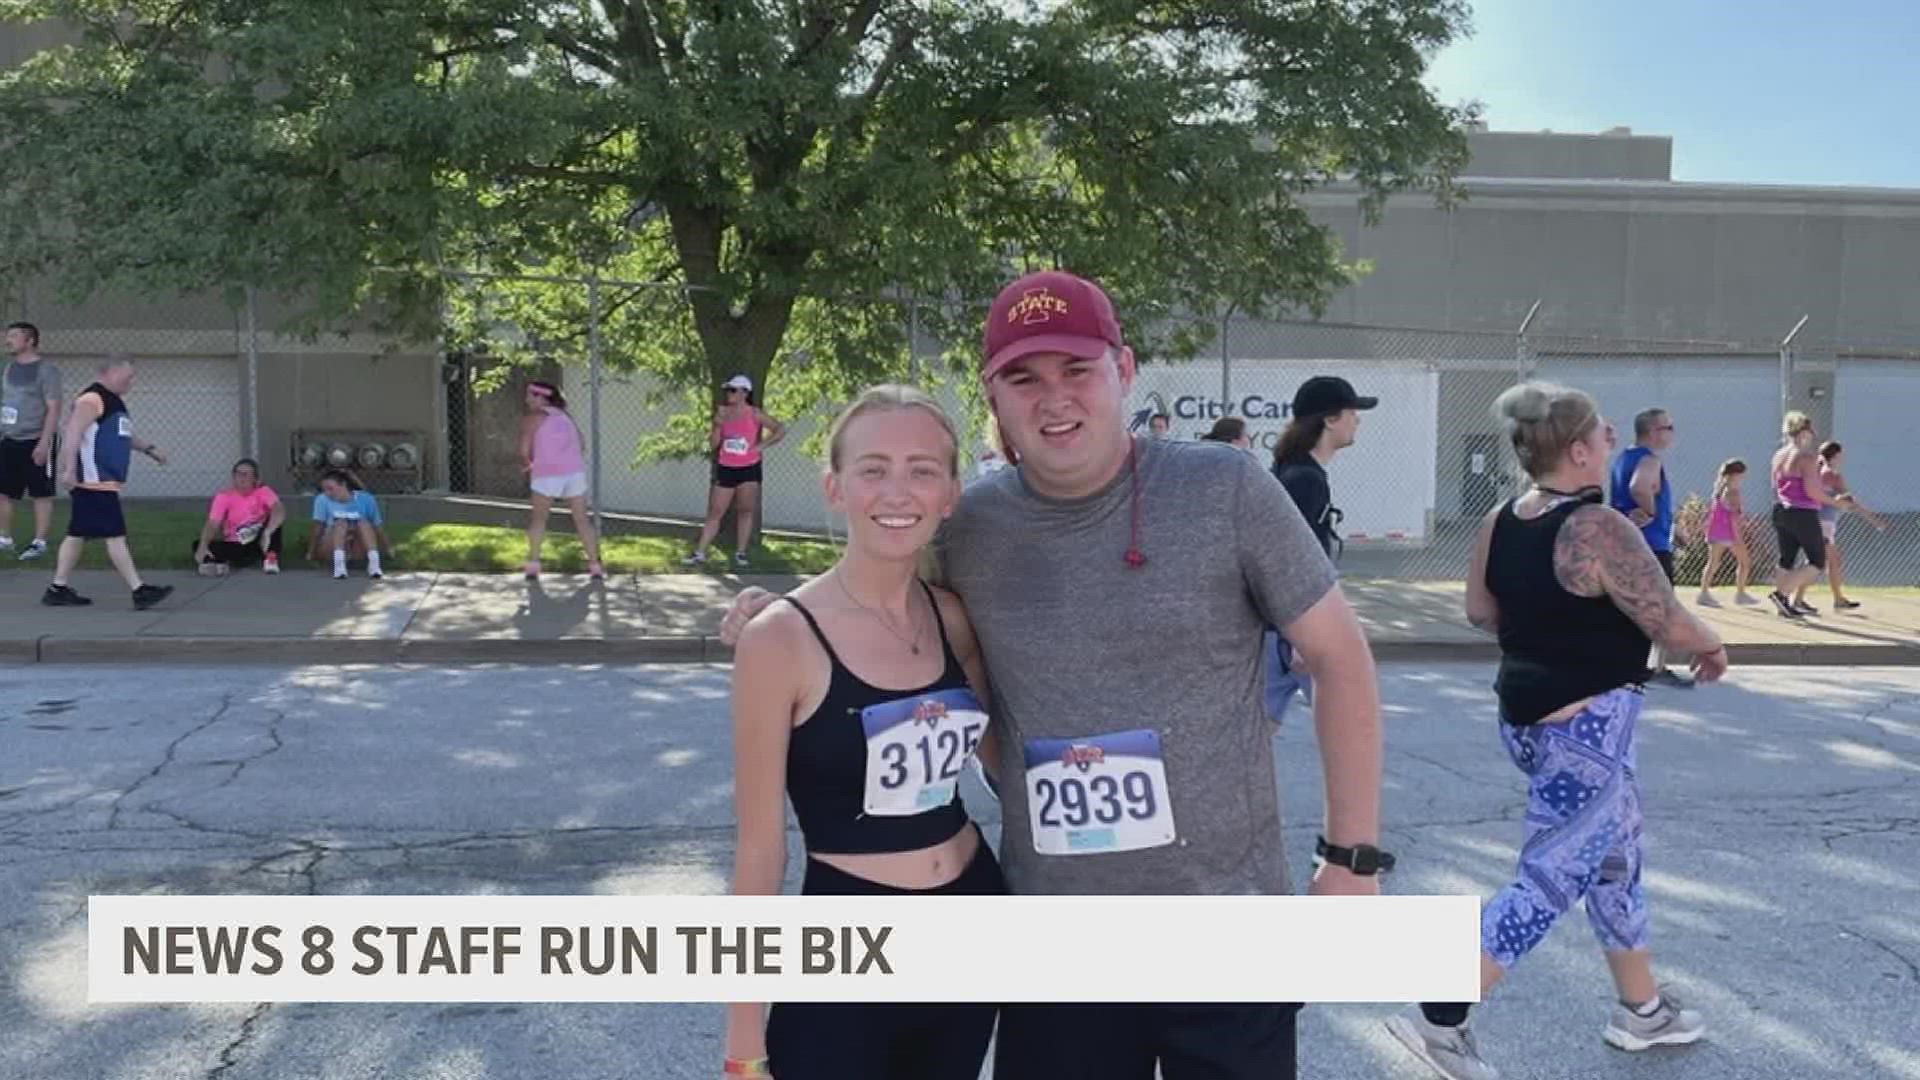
[1423,0,1920,188]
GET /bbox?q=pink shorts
[1706,513,1738,545]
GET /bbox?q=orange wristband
[723,1057,770,1077]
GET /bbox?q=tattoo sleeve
[1555,506,1677,641]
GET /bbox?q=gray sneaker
[1386,1006,1500,1080]
[1603,989,1705,1051]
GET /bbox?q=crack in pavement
[212,708,289,791]
[1842,926,1920,984]
[1393,747,1489,786]
[205,1003,272,1080]
[107,692,240,831]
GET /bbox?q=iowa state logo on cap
[1007,287,1070,325]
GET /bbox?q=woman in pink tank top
[1788,440,1889,614]
[1765,411,1843,619]
[686,374,786,569]
[519,381,602,580]
[1695,458,1753,606]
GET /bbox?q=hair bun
[1495,385,1552,425]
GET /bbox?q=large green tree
[1,0,1474,450]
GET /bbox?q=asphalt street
[1,662,1916,1080]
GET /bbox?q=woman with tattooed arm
[1388,382,1727,1080]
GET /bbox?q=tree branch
[496,163,630,189]
[785,0,846,69]
[429,41,509,64]
[602,0,665,74]
[542,25,620,78]
[640,0,688,69]
[846,19,915,139]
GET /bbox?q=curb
[11,636,1920,667]
[24,636,740,665]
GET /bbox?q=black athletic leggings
[994,1001,1301,1080]
[1772,506,1826,570]
[764,835,1007,1080]
[191,529,284,568]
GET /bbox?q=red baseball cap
[981,270,1124,383]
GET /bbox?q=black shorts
[0,437,55,500]
[994,1001,1301,1080]
[714,462,763,488]
[1654,549,1675,582]
[764,837,1006,1080]
[1773,506,1827,570]
[68,488,127,539]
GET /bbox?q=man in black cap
[1264,376,1378,725]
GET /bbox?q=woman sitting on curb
[192,458,286,575]
[308,469,390,579]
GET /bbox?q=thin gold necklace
[835,571,924,656]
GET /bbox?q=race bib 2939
[1021,728,1177,856]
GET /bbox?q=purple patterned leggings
[1483,686,1651,968]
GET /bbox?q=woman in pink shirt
[519,381,603,580]
[193,458,286,574]
[686,374,786,569]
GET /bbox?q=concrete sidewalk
[7,569,1920,665]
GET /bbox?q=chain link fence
[4,292,254,499]
[11,273,1920,588]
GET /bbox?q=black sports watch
[1315,835,1396,876]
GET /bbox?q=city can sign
[1127,361,1440,545]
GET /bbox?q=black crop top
[780,581,986,855]
[1486,495,1652,725]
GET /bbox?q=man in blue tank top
[1609,408,1686,687]
[43,356,173,610]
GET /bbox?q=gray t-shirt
[2,358,62,441]
[938,435,1338,895]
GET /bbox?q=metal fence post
[1220,305,1235,408]
[1516,299,1541,383]
[244,286,261,462]
[588,273,604,535]
[1780,314,1808,416]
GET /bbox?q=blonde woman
[724,385,1002,1080]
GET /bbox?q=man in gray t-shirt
[940,434,1337,898]
[723,271,1387,1079]
[2,321,63,559]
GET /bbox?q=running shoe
[524,560,540,581]
[263,553,280,574]
[1695,591,1718,607]
[1734,592,1759,606]
[733,551,751,568]
[1834,598,1861,610]
[682,551,706,567]
[1603,989,1705,1051]
[1386,1007,1501,1080]
[197,561,229,577]
[587,560,605,579]
[132,584,173,610]
[333,566,349,580]
[18,538,46,561]
[42,584,92,607]
[1793,600,1819,616]
[0,536,12,552]
[1768,591,1803,619]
